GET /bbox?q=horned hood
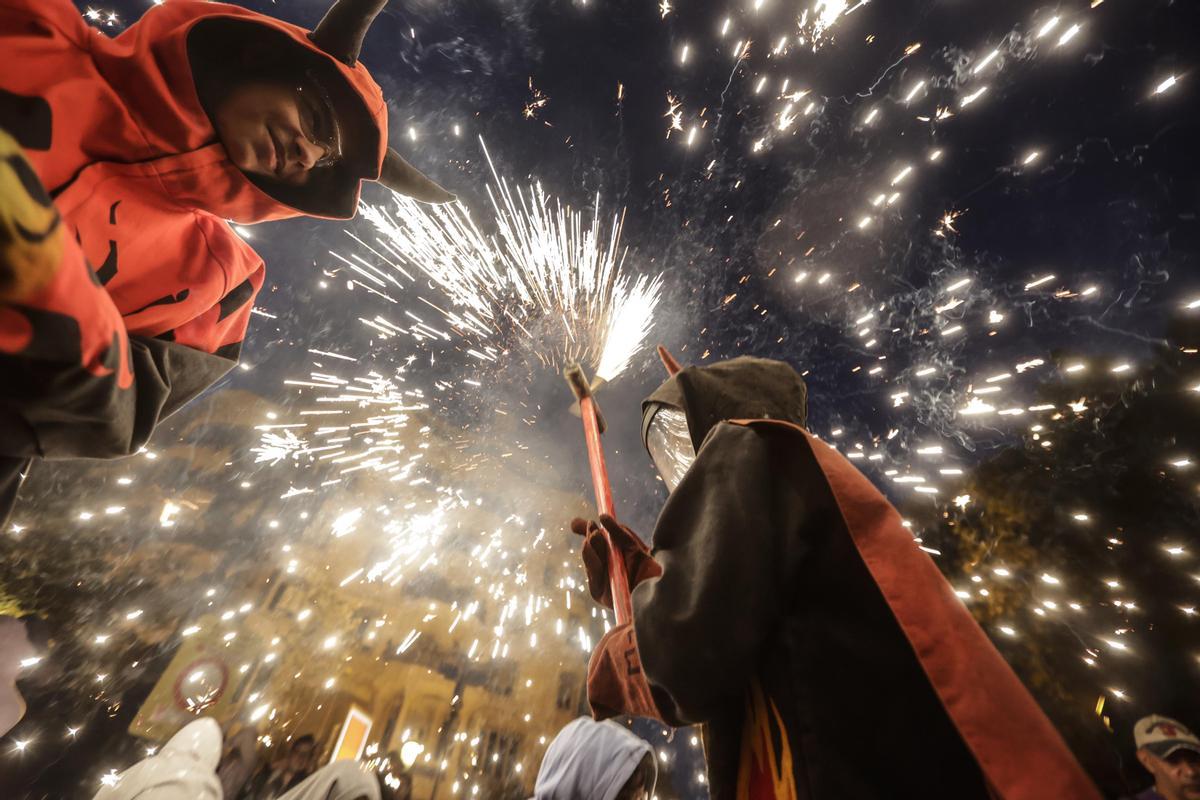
[641,356,808,454]
[149,0,387,220]
[10,0,452,221]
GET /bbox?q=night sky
[5,0,1200,795]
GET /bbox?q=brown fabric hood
[640,356,808,454]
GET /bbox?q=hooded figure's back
[590,352,1101,800]
[534,717,654,800]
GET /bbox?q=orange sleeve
[0,134,236,461]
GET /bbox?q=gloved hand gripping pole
[565,364,634,626]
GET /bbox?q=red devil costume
[0,0,452,519]
[574,353,1100,799]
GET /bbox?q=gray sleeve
[0,334,233,460]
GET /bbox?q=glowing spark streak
[961,398,996,416]
[1036,16,1061,39]
[332,508,363,538]
[345,231,415,282]
[397,629,421,654]
[778,104,798,131]
[960,87,988,107]
[972,48,1000,75]
[1056,24,1081,47]
[1153,75,1178,95]
[308,348,358,362]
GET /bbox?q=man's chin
[226,145,262,178]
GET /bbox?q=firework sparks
[9,1,1197,795]
[797,0,868,50]
[523,78,549,120]
[359,139,663,382]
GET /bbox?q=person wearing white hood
[274,760,387,800]
[533,717,657,800]
[92,717,224,800]
[92,718,389,800]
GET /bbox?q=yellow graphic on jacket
[737,680,798,800]
[0,129,63,303]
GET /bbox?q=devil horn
[378,149,456,204]
[309,0,388,66]
[657,345,683,376]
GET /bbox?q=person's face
[615,757,654,800]
[214,80,341,186]
[614,777,648,800]
[288,742,313,771]
[1139,748,1200,800]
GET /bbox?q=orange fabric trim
[736,680,798,800]
[728,420,1100,800]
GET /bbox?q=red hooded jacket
[0,0,387,481]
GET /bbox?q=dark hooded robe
[585,356,1100,800]
[0,0,450,521]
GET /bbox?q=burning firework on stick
[564,363,634,626]
[359,138,664,383]
[263,140,665,480]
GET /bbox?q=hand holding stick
[564,364,634,625]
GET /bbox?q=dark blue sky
[174,0,1200,534]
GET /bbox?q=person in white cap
[532,717,656,800]
[91,719,394,800]
[1127,715,1200,800]
[275,759,385,800]
[91,717,223,800]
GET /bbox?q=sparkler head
[565,364,607,434]
[360,139,663,384]
[564,364,594,402]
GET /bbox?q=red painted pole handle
[579,395,633,626]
